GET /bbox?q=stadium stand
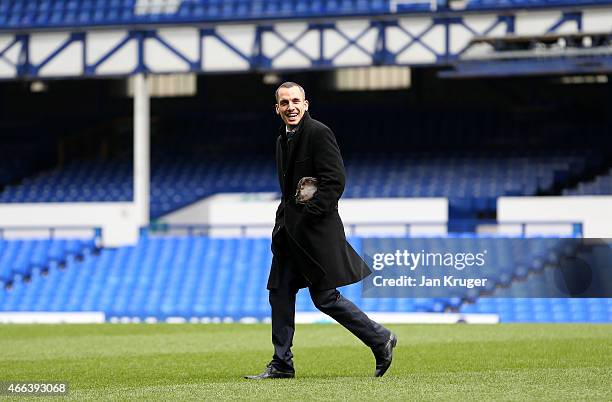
[563,167,612,195]
[0,152,591,218]
[0,0,389,29]
[460,298,612,322]
[458,0,612,11]
[1,233,608,323]
[0,157,276,218]
[0,237,98,287]
[0,159,29,189]
[3,0,612,30]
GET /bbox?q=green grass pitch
[0,323,610,400]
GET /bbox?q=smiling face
[275,85,309,128]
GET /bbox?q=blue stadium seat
[1,152,583,218]
[563,168,612,196]
[5,0,608,29]
[1,233,608,323]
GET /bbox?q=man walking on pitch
[245,82,397,380]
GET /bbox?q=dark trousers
[269,255,390,372]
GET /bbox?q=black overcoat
[267,112,371,291]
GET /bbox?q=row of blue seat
[2,0,611,29]
[1,234,608,322]
[563,168,612,196]
[461,298,612,322]
[0,237,97,285]
[1,0,386,28]
[0,154,588,217]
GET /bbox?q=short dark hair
[275,82,305,102]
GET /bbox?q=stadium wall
[498,196,612,238]
[0,203,139,246]
[160,194,449,236]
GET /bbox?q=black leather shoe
[244,363,295,380]
[373,333,397,377]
